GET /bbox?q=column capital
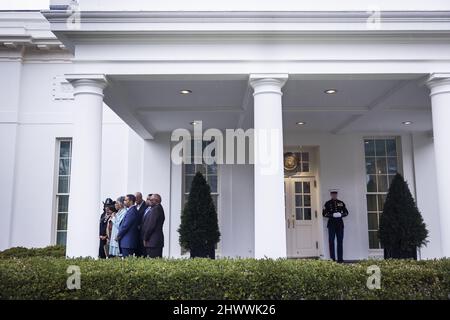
[249,74,288,96]
[65,74,108,97]
[426,73,450,97]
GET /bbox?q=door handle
[287,219,290,228]
[292,218,295,229]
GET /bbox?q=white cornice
[41,10,450,53]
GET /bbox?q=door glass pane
[368,212,378,230]
[303,195,311,207]
[375,140,386,157]
[303,182,310,194]
[296,208,303,220]
[365,157,376,174]
[367,175,377,192]
[364,140,375,157]
[386,139,397,156]
[376,158,387,174]
[295,182,302,194]
[295,195,302,207]
[303,208,312,220]
[366,195,377,211]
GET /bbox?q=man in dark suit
[116,194,140,257]
[141,193,165,258]
[134,192,147,257]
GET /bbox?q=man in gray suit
[141,194,165,258]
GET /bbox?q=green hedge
[0,257,449,300]
[0,246,65,259]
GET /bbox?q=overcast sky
[0,0,50,10]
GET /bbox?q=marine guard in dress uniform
[322,189,349,263]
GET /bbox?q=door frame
[283,146,323,258]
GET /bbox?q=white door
[285,177,319,258]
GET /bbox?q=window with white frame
[183,140,219,211]
[182,140,219,254]
[55,139,72,246]
[364,137,402,249]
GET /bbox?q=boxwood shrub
[0,257,448,300]
[0,246,65,259]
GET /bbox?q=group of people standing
[99,192,165,258]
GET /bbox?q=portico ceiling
[103,74,432,139]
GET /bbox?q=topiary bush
[0,245,65,259]
[178,172,221,258]
[0,257,448,300]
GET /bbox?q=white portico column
[250,74,288,259]
[65,75,107,258]
[427,73,450,258]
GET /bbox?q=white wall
[0,60,22,250]
[412,132,442,258]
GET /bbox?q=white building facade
[1,0,449,260]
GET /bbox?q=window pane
[296,208,303,220]
[208,175,218,193]
[303,182,310,194]
[375,140,386,157]
[376,158,387,174]
[303,195,311,207]
[301,152,309,161]
[302,162,310,172]
[365,157,376,174]
[364,140,375,157]
[368,212,378,230]
[386,139,397,157]
[59,141,71,158]
[378,194,387,211]
[56,231,67,246]
[207,164,217,175]
[295,195,302,207]
[368,231,380,249]
[57,213,68,231]
[211,195,218,211]
[185,164,195,175]
[367,175,377,192]
[377,175,388,193]
[366,195,377,211]
[58,176,70,194]
[198,164,206,175]
[388,174,396,188]
[387,157,398,174]
[295,182,302,194]
[58,195,69,213]
[59,159,71,175]
[185,175,194,193]
[304,208,312,220]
